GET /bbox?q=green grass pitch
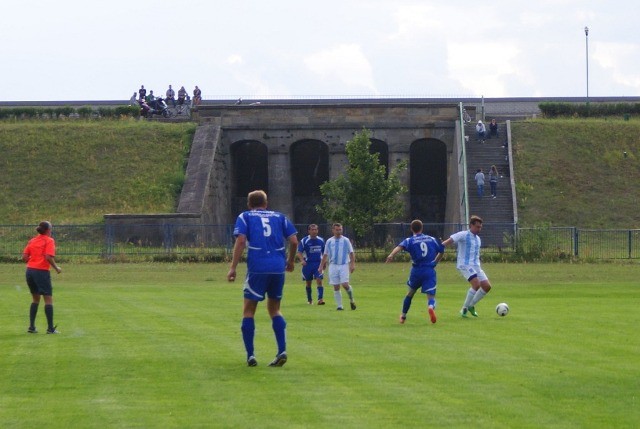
[0,262,638,428]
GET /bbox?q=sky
[3,0,640,101]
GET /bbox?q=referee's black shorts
[26,268,53,296]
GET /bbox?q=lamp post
[584,26,589,105]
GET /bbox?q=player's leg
[400,284,418,323]
[329,265,344,310]
[468,272,492,316]
[242,298,259,364]
[305,280,313,304]
[315,273,325,304]
[458,266,480,317]
[424,273,438,324]
[242,273,266,365]
[26,271,41,333]
[343,281,356,310]
[266,274,287,367]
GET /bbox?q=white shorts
[328,264,350,285]
[457,265,488,282]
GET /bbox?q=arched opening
[369,139,389,176]
[410,138,447,226]
[290,139,329,224]
[231,140,268,215]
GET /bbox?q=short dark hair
[332,223,342,228]
[470,215,483,226]
[247,190,267,209]
[410,219,423,233]
[308,224,318,230]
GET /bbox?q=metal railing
[2,223,639,260]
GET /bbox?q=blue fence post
[629,229,632,259]
[573,227,579,257]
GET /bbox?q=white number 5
[261,218,272,237]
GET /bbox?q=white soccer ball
[496,302,509,317]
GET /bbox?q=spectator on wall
[489,119,498,139]
[476,120,486,143]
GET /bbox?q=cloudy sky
[3,0,639,101]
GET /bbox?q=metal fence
[1,223,639,260]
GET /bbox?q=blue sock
[305,286,312,302]
[317,286,324,300]
[241,317,255,359]
[402,295,413,315]
[428,298,436,308]
[272,315,287,354]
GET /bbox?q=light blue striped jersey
[324,236,354,265]
[449,230,482,268]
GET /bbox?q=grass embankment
[0,120,196,224]
[1,118,639,228]
[511,118,640,228]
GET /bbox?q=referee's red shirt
[23,234,56,270]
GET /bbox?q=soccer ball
[496,302,509,317]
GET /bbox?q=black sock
[29,303,39,328]
[44,304,54,330]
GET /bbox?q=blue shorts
[407,268,437,295]
[26,268,53,296]
[301,262,323,281]
[243,272,285,301]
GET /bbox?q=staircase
[463,122,515,247]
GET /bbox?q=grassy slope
[511,118,640,228]
[1,118,639,227]
[0,120,196,224]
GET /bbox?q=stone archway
[230,140,268,216]
[369,138,389,176]
[290,139,329,224]
[410,138,448,224]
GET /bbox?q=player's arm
[441,237,454,248]
[227,234,246,281]
[319,253,328,273]
[385,245,404,263]
[286,234,298,272]
[295,250,306,265]
[45,254,62,274]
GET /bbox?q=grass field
[0,262,638,428]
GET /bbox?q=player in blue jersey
[386,220,445,324]
[227,190,298,367]
[320,223,356,311]
[442,215,492,318]
[296,224,326,305]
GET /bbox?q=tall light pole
[584,26,589,105]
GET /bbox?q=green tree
[317,129,407,239]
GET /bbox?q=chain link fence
[1,223,638,260]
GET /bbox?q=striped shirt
[449,230,482,268]
[324,236,354,265]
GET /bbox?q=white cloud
[304,44,378,94]
[447,42,522,97]
[227,54,243,65]
[593,42,640,89]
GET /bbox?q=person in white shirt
[320,223,356,311]
[442,215,492,318]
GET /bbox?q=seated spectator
[145,90,155,104]
[129,92,138,106]
[489,119,499,139]
[177,86,187,105]
[476,120,486,143]
[193,86,202,106]
[166,85,176,107]
[139,99,151,116]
